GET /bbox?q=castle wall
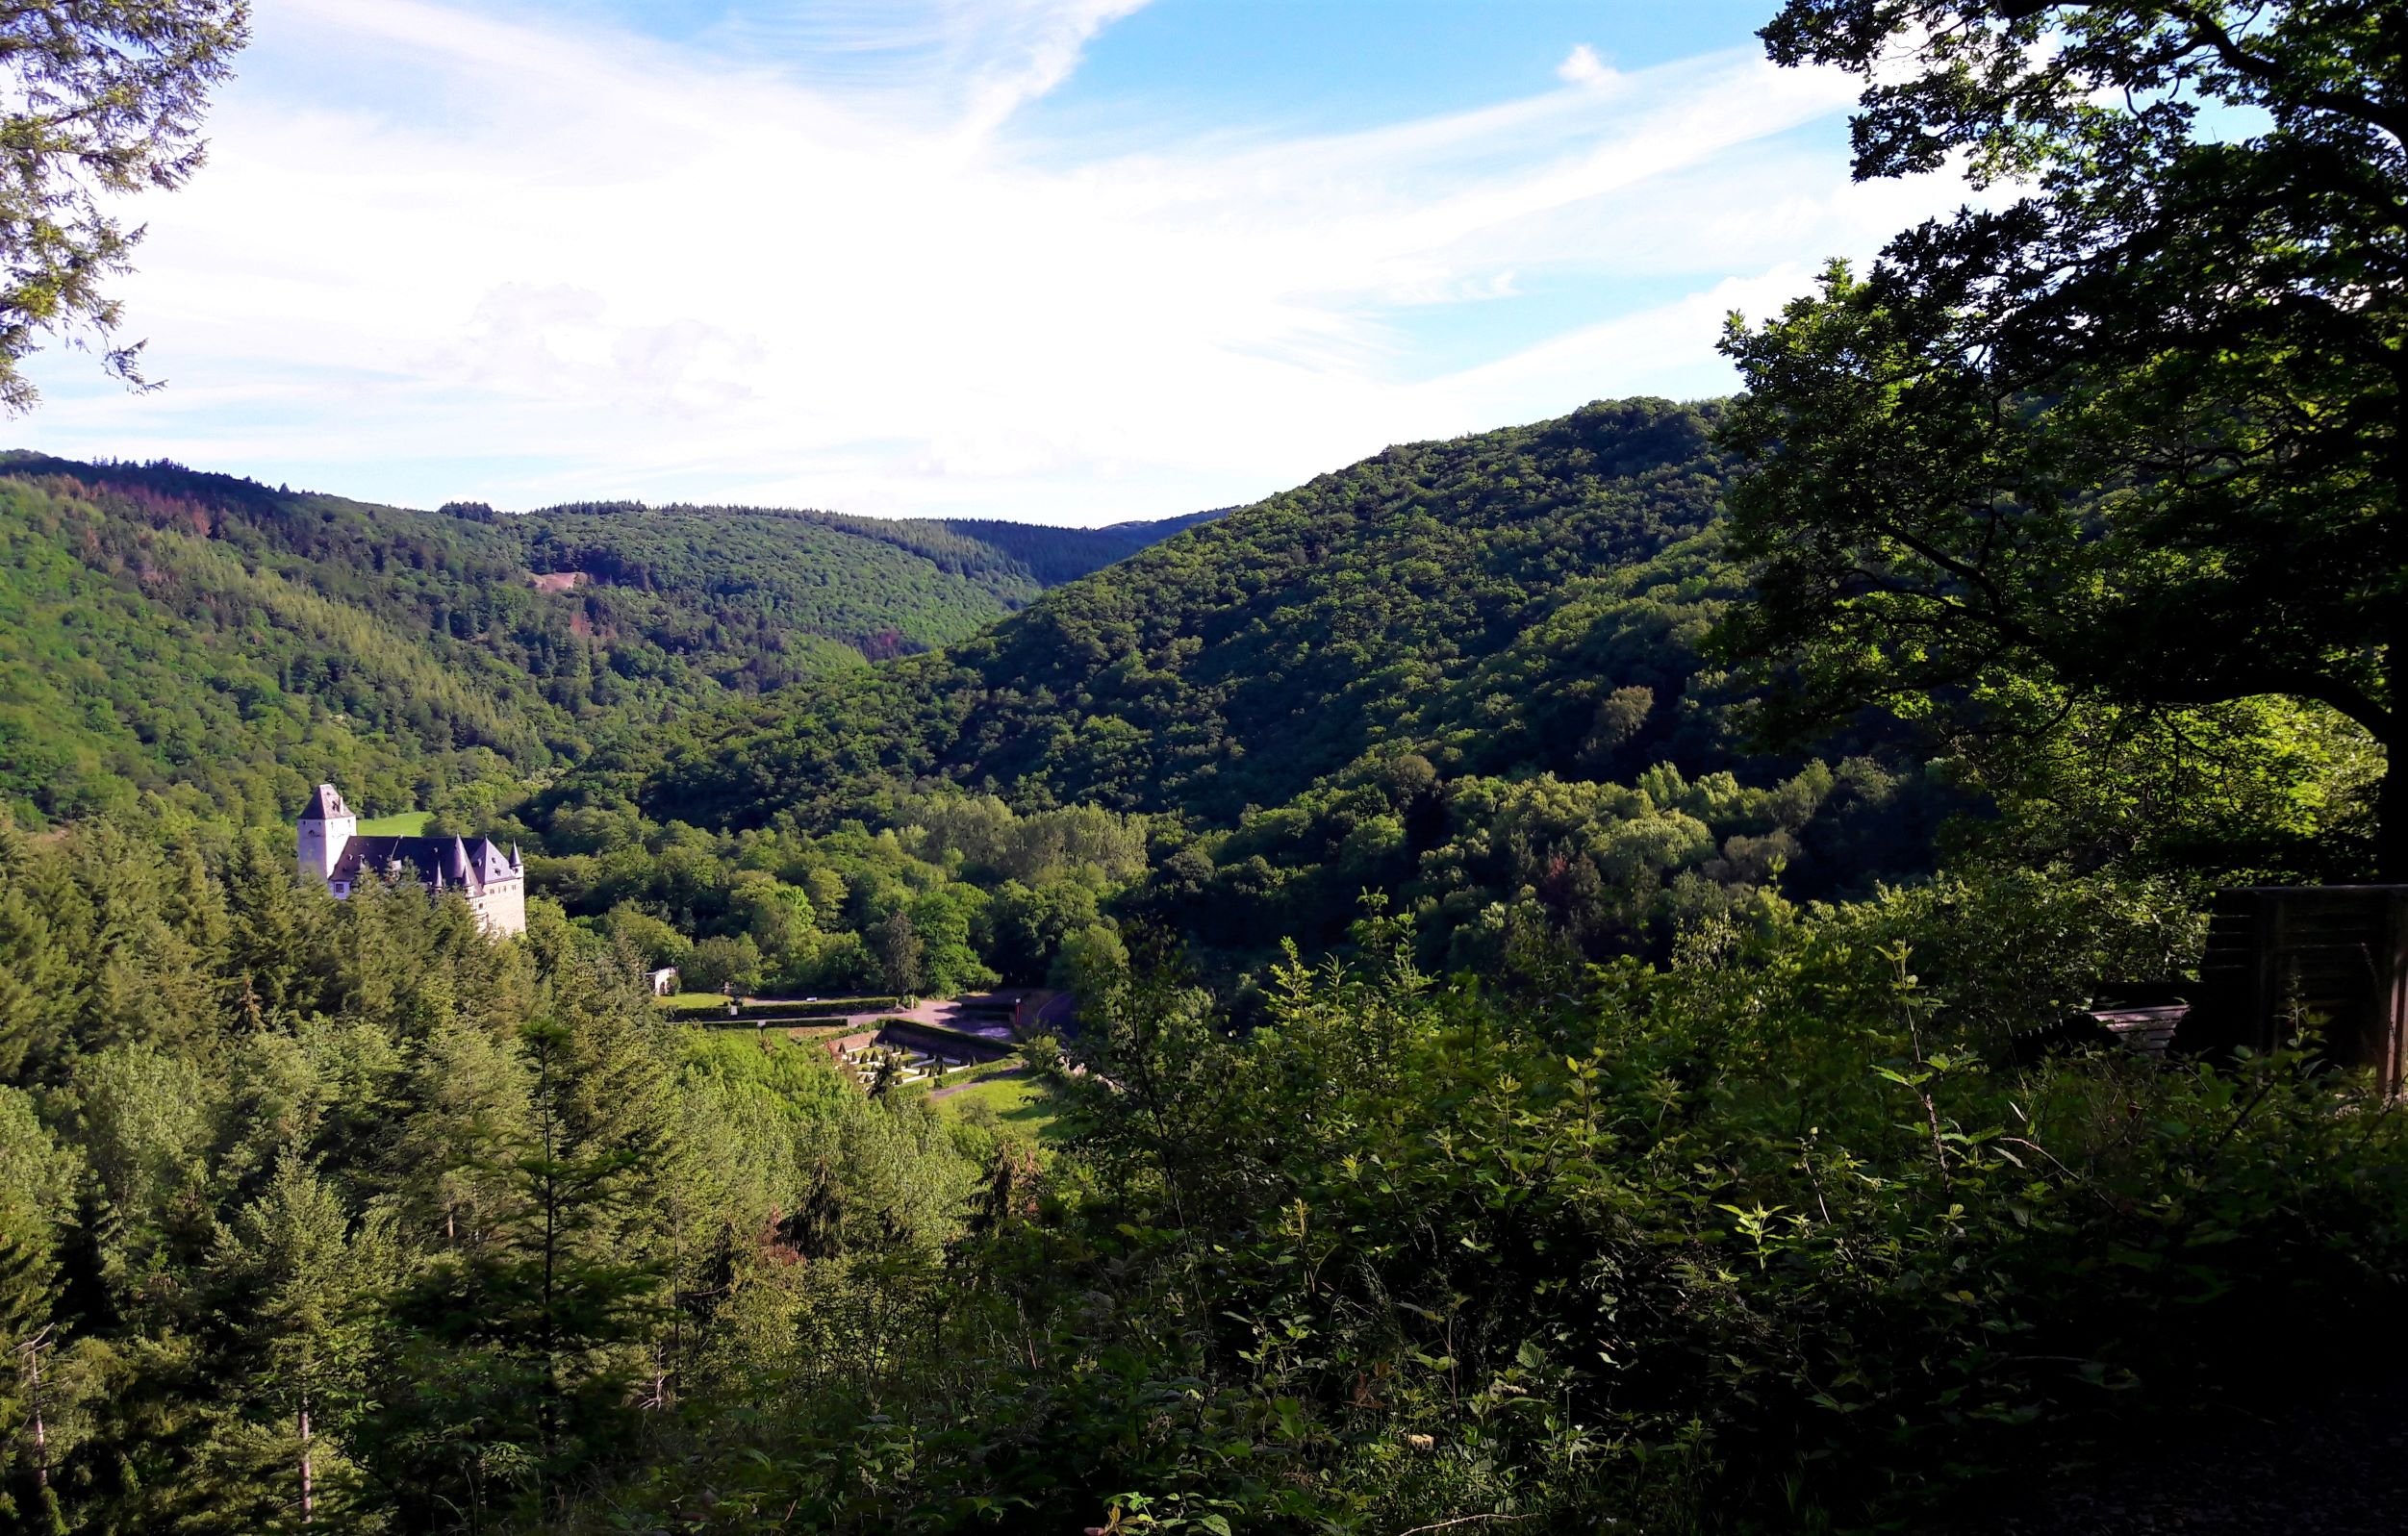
[298,816,353,884]
[469,877,527,938]
[300,786,523,939]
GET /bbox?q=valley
[0,386,2392,1533]
[0,451,1204,826]
[0,2,2401,1532]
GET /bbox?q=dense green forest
[592,398,1737,827]
[503,403,1812,995]
[3,1,2404,1531]
[0,454,1204,828]
[6,811,2404,1534]
[518,395,2360,995]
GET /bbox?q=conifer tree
[0,1244,64,1535]
[222,835,322,1030]
[381,1020,535,1253]
[189,1155,382,1532]
[874,909,924,997]
[366,968,674,1524]
[0,884,74,1083]
[0,1088,84,1533]
[0,0,250,411]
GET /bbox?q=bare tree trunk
[536,1044,561,1507]
[2378,582,2403,879]
[299,1392,315,1525]
[2382,744,2406,882]
[25,1333,48,1491]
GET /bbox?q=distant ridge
[1103,506,1228,535]
[0,452,1197,824]
[536,396,1950,966]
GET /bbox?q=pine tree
[222,834,324,1030]
[380,1021,535,1253]
[0,1229,62,1531]
[0,1088,79,1535]
[364,969,674,1526]
[181,1155,383,1533]
[0,886,74,1082]
[874,909,924,998]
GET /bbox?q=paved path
[729,992,1028,1039]
[883,994,1023,1041]
[707,992,1032,1041]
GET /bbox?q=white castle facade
[297,784,527,937]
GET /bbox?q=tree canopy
[6,11,2405,1523]
[0,0,251,411]
[1718,0,2403,869]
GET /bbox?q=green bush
[592,869,2408,1532]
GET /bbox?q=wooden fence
[2181,885,2408,1096]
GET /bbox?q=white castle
[297,783,527,937]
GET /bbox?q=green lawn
[936,1071,1068,1143]
[356,810,434,836]
[930,1054,1023,1090]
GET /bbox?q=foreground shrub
[577,869,2408,1532]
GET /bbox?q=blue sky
[16,0,1966,524]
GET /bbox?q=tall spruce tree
[186,1155,382,1532]
[0,882,75,1083]
[365,961,674,1526]
[0,1087,80,1533]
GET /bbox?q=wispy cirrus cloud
[16,0,1964,522]
[690,0,1149,130]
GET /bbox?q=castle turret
[297,784,355,885]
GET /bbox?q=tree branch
[2166,2,2408,144]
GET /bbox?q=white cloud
[1557,43,1610,87]
[16,0,1968,522]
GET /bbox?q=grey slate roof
[331,835,520,893]
[471,839,516,884]
[305,783,352,820]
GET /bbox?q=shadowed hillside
[533,398,1955,975]
[595,398,1744,831]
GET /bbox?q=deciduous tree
[1720,1,2404,870]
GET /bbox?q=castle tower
[297,783,356,886]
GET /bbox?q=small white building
[646,967,679,996]
[297,784,527,938]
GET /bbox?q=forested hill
[542,396,1953,973]
[584,398,1747,830]
[811,507,1226,588]
[524,500,1219,610]
[0,452,1199,826]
